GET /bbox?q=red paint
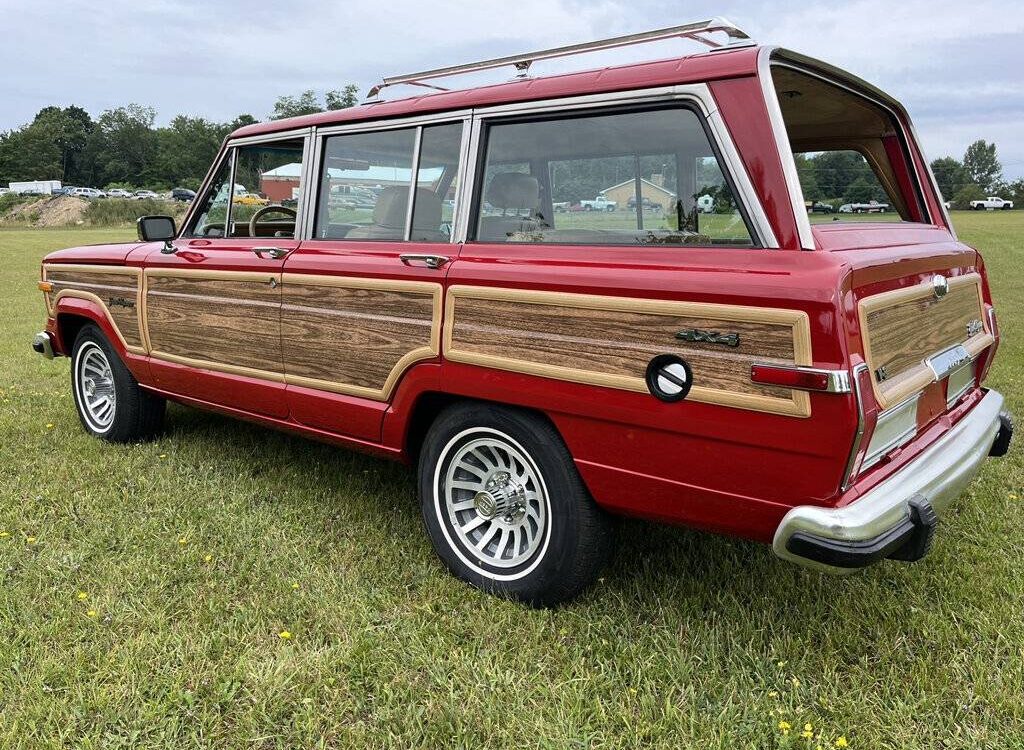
[38,45,1000,547]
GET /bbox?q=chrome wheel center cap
[84,378,96,397]
[473,471,527,522]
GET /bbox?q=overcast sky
[1,0,1022,178]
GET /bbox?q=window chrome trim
[294,131,315,241]
[467,84,778,249]
[403,127,424,242]
[227,127,313,148]
[315,109,474,137]
[450,116,476,244]
[757,46,815,250]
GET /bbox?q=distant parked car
[839,201,889,214]
[133,190,160,200]
[806,201,834,213]
[970,196,1014,210]
[106,189,133,199]
[627,196,663,212]
[52,186,74,196]
[171,187,196,202]
[0,187,13,196]
[68,187,106,200]
[578,195,617,211]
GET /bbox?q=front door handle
[252,246,291,260]
[400,253,450,269]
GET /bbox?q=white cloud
[1,0,1022,177]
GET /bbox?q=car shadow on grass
[162,403,923,623]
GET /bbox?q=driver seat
[346,186,445,241]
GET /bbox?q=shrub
[83,198,183,226]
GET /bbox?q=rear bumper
[773,389,1011,573]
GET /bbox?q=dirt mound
[2,195,88,226]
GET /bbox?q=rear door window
[471,106,755,247]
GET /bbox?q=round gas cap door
[645,354,693,403]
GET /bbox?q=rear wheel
[418,403,614,607]
[71,324,165,442]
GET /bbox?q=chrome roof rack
[365,17,755,101]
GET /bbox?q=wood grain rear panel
[145,270,283,377]
[43,264,144,351]
[444,286,813,417]
[281,274,441,399]
[859,273,993,409]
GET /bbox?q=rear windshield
[773,65,929,225]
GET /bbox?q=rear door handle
[252,246,291,260]
[400,253,450,269]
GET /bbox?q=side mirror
[137,215,177,242]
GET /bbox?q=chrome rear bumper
[774,389,1009,573]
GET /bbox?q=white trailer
[9,180,62,195]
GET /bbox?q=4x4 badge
[675,329,740,348]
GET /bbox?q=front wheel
[418,403,614,607]
[71,324,165,442]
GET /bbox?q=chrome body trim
[774,389,1005,573]
[840,362,869,491]
[749,363,852,392]
[450,117,475,244]
[862,393,920,470]
[403,127,424,242]
[926,343,971,380]
[315,109,474,138]
[946,361,975,409]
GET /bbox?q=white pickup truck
[579,195,617,212]
[970,196,1014,210]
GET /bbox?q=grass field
[0,214,1022,749]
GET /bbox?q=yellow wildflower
[804,723,813,732]
[46,423,54,429]
[77,592,88,601]
[768,690,778,698]
[802,730,814,739]
[159,454,167,459]
[26,536,37,544]
[86,610,97,618]
[279,630,292,640]
[778,721,791,734]
[836,738,849,748]
[791,676,801,687]
[204,554,213,563]
[0,531,9,538]
[178,537,187,545]
[292,582,300,590]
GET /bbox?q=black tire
[418,402,614,607]
[71,324,165,442]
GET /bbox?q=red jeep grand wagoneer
[33,19,1013,605]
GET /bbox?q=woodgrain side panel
[859,273,993,409]
[444,286,813,417]
[145,271,282,376]
[281,274,441,399]
[43,264,144,351]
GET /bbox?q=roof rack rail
[365,17,755,101]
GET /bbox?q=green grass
[0,215,1022,749]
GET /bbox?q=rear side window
[773,65,929,224]
[471,106,755,247]
[312,123,463,242]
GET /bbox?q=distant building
[601,177,678,210]
[260,162,444,202]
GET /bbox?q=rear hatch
[818,223,997,477]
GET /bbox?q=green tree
[1007,179,1024,209]
[812,151,873,201]
[951,183,985,209]
[326,85,359,110]
[271,91,323,120]
[793,153,819,201]
[86,104,158,186]
[962,140,1002,193]
[842,177,879,205]
[930,156,969,201]
[152,116,226,189]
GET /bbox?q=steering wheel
[249,204,297,237]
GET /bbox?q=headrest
[372,186,444,229]
[486,173,539,210]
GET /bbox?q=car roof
[231,46,761,139]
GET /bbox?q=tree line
[0,89,358,191]
[1,91,1019,208]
